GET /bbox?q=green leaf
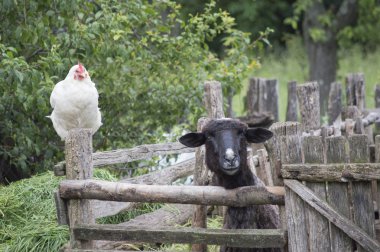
[46,10,55,16]
[14,70,23,83]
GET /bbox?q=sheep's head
[179,118,273,176]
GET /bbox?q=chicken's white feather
[49,64,102,140]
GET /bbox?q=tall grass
[0,169,118,252]
[233,37,380,121]
[0,172,68,252]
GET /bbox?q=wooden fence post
[375,85,380,134]
[328,82,342,124]
[325,136,353,251]
[349,134,375,252]
[247,77,279,121]
[286,81,298,122]
[204,80,225,119]
[298,81,332,251]
[65,128,95,249]
[192,117,209,252]
[192,81,226,252]
[346,73,365,110]
[266,121,302,252]
[297,82,320,131]
[375,135,380,235]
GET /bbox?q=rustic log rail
[59,180,285,206]
[54,142,260,177]
[54,142,195,176]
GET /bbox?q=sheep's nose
[224,155,238,165]
[224,148,237,163]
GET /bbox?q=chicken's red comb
[78,61,84,72]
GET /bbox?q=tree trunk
[303,3,337,117]
[302,0,358,118]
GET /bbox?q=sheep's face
[179,119,273,176]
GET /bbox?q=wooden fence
[55,81,286,252]
[55,76,380,251]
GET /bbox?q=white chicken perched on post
[48,63,102,140]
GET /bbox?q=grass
[0,169,120,252]
[0,172,68,252]
[233,38,380,121]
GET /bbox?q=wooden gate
[264,81,380,252]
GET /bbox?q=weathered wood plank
[376,135,380,226]
[74,224,287,248]
[282,163,380,181]
[285,187,309,252]
[285,179,380,252]
[326,136,348,163]
[297,82,320,131]
[286,81,298,122]
[349,135,370,163]
[325,136,353,252]
[266,121,302,242]
[302,136,324,164]
[257,148,274,186]
[247,77,279,121]
[327,182,353,252]
[302,136,331,252]
[346,73,365,110]
[204,80,225,118]
[348,134,374,252]
[65,129,95,249]
[328,82,342,124]
[59,180,285,206]
[54,142,194,176]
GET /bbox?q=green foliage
[0,0,256,177]
[286,0,380,47]
[338,0,380,48]
[0,170,119,251]
[178,0,294,49]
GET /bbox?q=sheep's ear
[245,128,273,143]
[179,132,206,147]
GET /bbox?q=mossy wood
[73,224,287,248]
[282,163,380,181]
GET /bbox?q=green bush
[0,0,261,179]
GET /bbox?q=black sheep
[179,118,280,252]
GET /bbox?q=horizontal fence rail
[74,224,287,249]
[282,163,380,182]
[54,142,195,176]
[59,179,285,206]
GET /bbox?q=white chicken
[48,63,102,140]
